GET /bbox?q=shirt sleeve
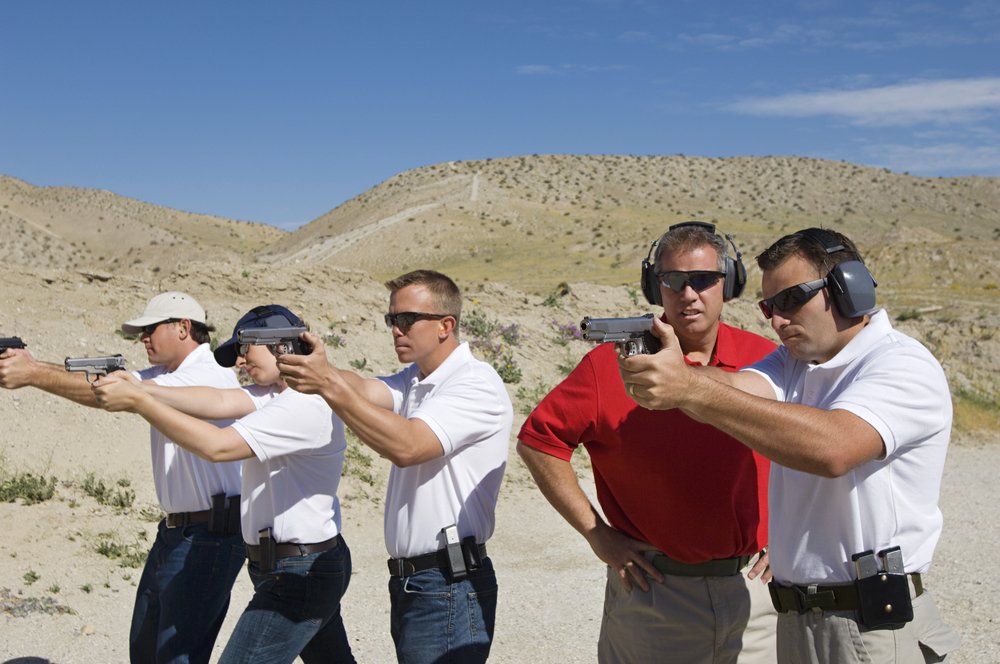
[741,346,787,401]
[829,345,951,457]
[378,366,415,414]
[517,350,601,462]
[231,390,333,461]
[407,367,509,456]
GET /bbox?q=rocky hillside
[1,156,997,432]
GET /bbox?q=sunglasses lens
[660,272,722,293]
[759,279,826,319]
[385,313,418,331]
[774,289,807,311]
[690,273,721,291]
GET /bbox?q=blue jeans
[219,538,356,664]
[389,557,498,664]
[130,520,246,664]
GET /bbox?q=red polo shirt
[519,322,776,563]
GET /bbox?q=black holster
[208,493,241,536]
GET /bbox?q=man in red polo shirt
[518,222,777,663]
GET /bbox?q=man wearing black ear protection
[620,228,961,663]
[519,222,780,663]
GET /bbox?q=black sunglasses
[758,278,827,319]
[657,271,725,293]
[140,319,180,336]
[384,312,451,332]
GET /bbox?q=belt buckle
[795,584,836,612]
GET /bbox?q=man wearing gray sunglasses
[620,228,960,664]
[519,222,779,663]
[277,269,513,664]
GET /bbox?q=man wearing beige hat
[0,291,245,664]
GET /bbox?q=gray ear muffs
[795,228,877,318]
[641,221,746,304]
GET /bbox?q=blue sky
[3,1,998,230]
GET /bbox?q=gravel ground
[0,433,996,663]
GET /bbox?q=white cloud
[864,142,1000,175]
[618,30,653,43]
[515,63,626,76]
[516,65,562,75]
[729,77,1000,126]
[678,32,739,48]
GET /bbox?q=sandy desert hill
[1,155,998,662]
[4,154,997,425]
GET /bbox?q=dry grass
[2,155,997,433]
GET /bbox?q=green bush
[81,473,136,511]
[0,472,57,505]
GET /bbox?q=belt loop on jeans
[650,552,752,577]
[387,542,488,577]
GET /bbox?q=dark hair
[757,228,864,275]
[384,270,462,326]
[190,321,215,345]
[654,224,726,272]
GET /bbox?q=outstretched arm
[620,318,884,477]
[277,332,443,467]
[517,441,663,592]
[138,380,255,420]
[0,349,102,407]
[92,373,254,462]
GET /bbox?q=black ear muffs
[641,222,747,305]
[721,234,747,301]
[796,228,877,318]
[641,242,662,305]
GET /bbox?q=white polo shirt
[745,310,951,584]
[379,342,513,559]
[231,386,346,545]
[137,343,242,514]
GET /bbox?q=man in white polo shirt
[278,269,513,664]
[93,303,355,662]
[0,291,244,664]
[618,229,961,663]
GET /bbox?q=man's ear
[177,319,192,340]
[439,316,458,340]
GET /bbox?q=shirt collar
[816,309,889,369]
[412,341,471,386]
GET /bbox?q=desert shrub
[0,472,57,505]
[515,382,551,416]
[343,430,377,488]
[94,531,148,568]
[551,320,583,346]
[462,309,524,384]
[81,473,136,511]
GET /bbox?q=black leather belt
[165,510,211,528]
[651,553,752,577]
[245,534,343,564]
[769,573,924,613]
[388,543,488,577]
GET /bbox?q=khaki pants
[775,590,961,664]
[598,553,777,664]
